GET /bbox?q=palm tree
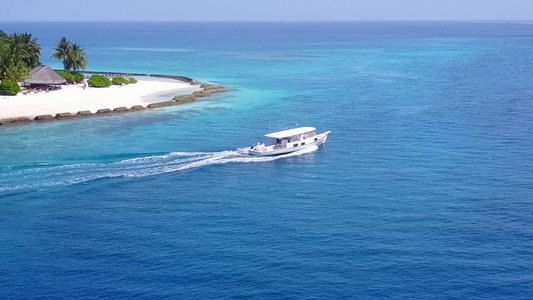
[0,47,29,81]
[51,37,73,71]
[0,32,37,81]
[21,33,41,68]
[9,33,41,68]
[51,38,88,72]
[2,32,41,69]
[67,43,88,71]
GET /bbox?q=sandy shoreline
[0,77,199,119]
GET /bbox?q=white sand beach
[0,78,197,119]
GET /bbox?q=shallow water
[0,22,532,299]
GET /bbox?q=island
[0,32,226,127]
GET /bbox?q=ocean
[0,22,532,299]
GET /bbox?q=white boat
[237,127,331,156]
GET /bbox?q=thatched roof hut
[24,65,66,85]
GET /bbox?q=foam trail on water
[0,146,318,193]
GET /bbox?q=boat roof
[265,127,316,138]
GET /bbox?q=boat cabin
[265,127,318,148]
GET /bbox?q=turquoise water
[1,22,532,299]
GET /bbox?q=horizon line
[1,19,533,23]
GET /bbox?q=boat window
[293,143,298,147]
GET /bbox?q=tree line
[0,30,88,82]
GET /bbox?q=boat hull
[245,131,330,157]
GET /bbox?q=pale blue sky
[2,0,532,21]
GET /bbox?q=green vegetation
[128,77,138,84]
[0,79,21,95]
[68,44,88,71]
[72,72,84,82]
[57,70,85,83]
[51,37,88,72]
[57,70,75,82]
[111,76,129,85]
[50,37,70,70]
[0,31,89,94]
[0,31,41,82]
[87,75,111,87]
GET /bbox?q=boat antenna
[258,120,269,134]
[243,116,262,141]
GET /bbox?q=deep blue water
[1,22,533,299]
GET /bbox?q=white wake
[0,146,318,193]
